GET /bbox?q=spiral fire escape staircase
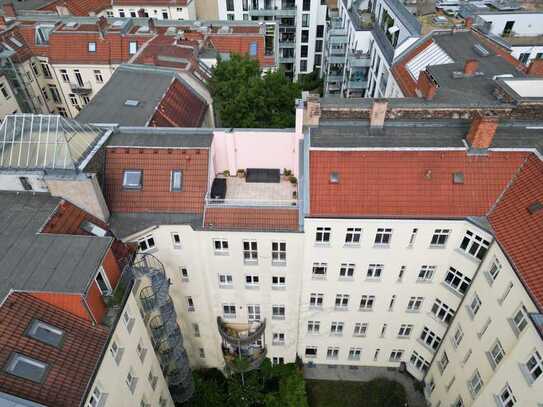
[132,253,193,403]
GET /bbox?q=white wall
[479,12,543,37]
[105,3,196,20]
[0,75,23,120]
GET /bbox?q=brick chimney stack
[137,8,145,18]
[2,1,16,18]
[466,113,499,149]
[416,70,438,100]
[527,59,543,77]
[464,16,473,29]
[148,17,156,33]
[0,15,6,29]
[370,99,388,128]
[464,59,479,76]
[96,16,108,39]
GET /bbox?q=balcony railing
[249,6,296,17]
[347,80,368,89]
[205,195,298,208]
[69,81,92,95]
[223,346,268,372]
[348,51,371,67]
[217,317,266,346]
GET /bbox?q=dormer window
[123,170,142,189]
[26,320,64,348]
[88,42,96,52]
[171,170,183,191]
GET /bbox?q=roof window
[80,220,108,237]
[452,171,464,184]
[329,171,340,184]
[528,201,543,214]
[124,99,140,107]
[123,170,143,189]
[5,353,48,383]
[26,320,64,348]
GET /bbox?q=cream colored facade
[0,74,22,119]
[84,294,175,407]
[102,2,196,20]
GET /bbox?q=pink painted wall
[211,130,301,178]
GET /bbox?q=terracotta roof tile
[41,200,108,235]
[209,35,272,67]
[489,154,543,309]
[39,0,111,16]
[0,26,33,63]
[0,292,108,406]
[204,207,299,231]
[309,150,527,218]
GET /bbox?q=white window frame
[359,295,375,311]
[213,239,229,255]
[444,266,472,295]
[129,41,138,55]
[271,241,286,265]
[218,273,233,287]
[497,383,516,407]
[345,227,361,245]
[86,385,105,407]
[353,322,368,337]
[305,346,317,358]
[179,266,189,281]
[309,293,323,308]
[525,350,543,383]
[431,298,455,324]
[374,227,392,246]
[272,332,285,345]
[170,170,183,192]
[430,229,450,247]
[272,275,286,289]
[452,325,464,348]
[390,349,404,361]
[171,232,181,249]
[326,346,339,360]
[489,340,505,368]
[398,324,413,338]
[312,262,327,279]
[339,263,355,279]
[315,226,331,244]
[407,296,424,312]
[335,294,349,310]
[468,294,482,317]
[468,369,483,398]
[272,305,285,320]
[417,265,436,282]
[410,350,430,373]
[223,303,236,319]
[95,266,112,296]
[511,306,528,334]
[123,169,143,189]
[348,347,362,360]
[330,321,344,336]
[460,230,490,260]
[307,320,320,334]
[243,240,258,264]
[366,264,383,279]
[247,304,261,322]
[245,274,260,288]
[138,234,155,252]
[88,42,96,52]
[420,326,441,351]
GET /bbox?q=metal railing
[69,81,92,95]
[205,195,298,208]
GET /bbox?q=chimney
[527,59,543,77]
[96,16,108,39]
[137,8,145,18]
[148,17,156,33]
[369,99,388,128]
[416,70,438,100]
[2,1,16,18]
[464,16,473,29]
[0,15,6,29]
[466,113,499,149]
[464,59,479,76]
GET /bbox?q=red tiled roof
[133,34,198,69]
[149,78,208,128]
[38,0,111,16]
[0,292,108,406]
[105,147,209,213]
[204,207,299,231]
[309,150,528,218]
[391,38,433,97]
[209,35,272,67]
[113,0,188,5]
[0,26,33,63]
[41,199,109,235]
[489,154,543,309]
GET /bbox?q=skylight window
[124,99,140,107]
[123,170,142,189]
[80,220,108,237]
[5,353,48,383]
[26,320,64,348]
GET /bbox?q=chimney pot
[466,113,498,149]
[148,17,156,33]
[464,59,479,76]
[527,59,543,77]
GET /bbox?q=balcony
[222,346,268,372]
[279,40,295,48]
[347,80,368,89]
[326,74,343,82]
[249,6,296,17]
[69,81,92,95]
[217,317,266,346]
[278,55,295,64]
[327,54,346,64]
[329,34,347,44]
[348,51,371,68]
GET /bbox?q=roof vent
[137,25,150,33]
[452,171,464,184]
[527,201,543,214]
[473,43,490,57]
[166,26,177,36]
[329,171,340,184]
[124,99,140,107]
[425,169,432,180]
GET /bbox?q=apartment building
[323,0,421,97]
[217,0,327,78]
[0,73,22,117]
[103,0,197,20]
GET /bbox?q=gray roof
[0,0,54,11]
[77,66,175,126]
[109,212,203,239]
[107,127,213,148]
[381,0,421,35]
[0,192,112,302]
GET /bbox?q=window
[380,323,387,337]
[444,267,471,295]
[468,294,482,317]
[213,239,229,255]
[316,24,324,37]
[526,351,543,382]
[118,9,125,17]
[410,351,429,373]
[315,226,331,243]
[122,308,134,333]
[138,234,155,252]
[243,240,258,263]
[309,293,323,308]
[367,264,383,279]
[223,304,236,318]
[94,70,103,83]
[272,305,285,320]
[374,228,392,245]
[519,52,530,64]
[420,326,442,351]
[305,346,317,358]
[315,40,323,53]
[487,258,502,283]
[31,62,40,76]
[512,307,528,334]
[19,176,32,191]
[398,265,406,281]
[302,0,310,11]
[468,369,483,397]
[326,347,339,360]
[408,228,418,246]
[171,170,183,191]
[359,295,375,310]
[180,266,188,281]
[407,296,424,311]
[41,62,52,78]
[431,298,455,324]
[431,229,450,246]
[88,42,96,52]
[460,230,490,260]
[301,45,308,58]
[272,333,285,345]
[247,304,261,321]
[0,83,9,100]
[26,320,64,348]
[245,274,260,287]
[49,85,61,104]
[123,169,143,189]
[129,41,138,55]
[249,42,257,57]
[345,227,361,245]
[185,296,195,311]
[330,321,344,335]
[193,323,200,337]
[272,242,286,264]
[498,384,516,407]
[95,267,112,295]
[126,369,137,393]
[136,339,147,362]
[60,69,69,82]
[453,397,464,407]
[226,0,234,11]
[312,262,327,279]
[302,13,309,27]
[110,339,123,365]
[171,232,181,248]
[5,354,48,383]
[417,265,435,281]
[272,276,286,289]
[69,94,80,109]
[489,340,505,368]
[388,295,396,311]
[439,352,449,373]
[452,325,464,348]
[398,324,413,338]
[300,60,307,72]
[335,294,349,310]
[390,349,404,361]
[87,385,105,407]
[218,274,233,287]
[307,320,320,334]
[147,370,158,390]
[272,357,285,365]
[339,263,355,278]
[227,13,234,20]
[348,347,362,360]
